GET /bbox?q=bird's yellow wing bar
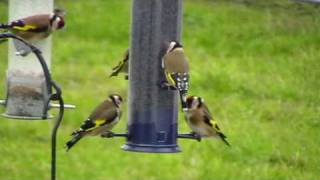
[166,72,176,87]
[12,24,37,31]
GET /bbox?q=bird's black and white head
[50,9,65,31]
[186,96,204,110]
[166,41,183,53]
[109,94,123,107]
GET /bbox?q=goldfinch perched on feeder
[109,49,129,80]
[185,96,230,146]
[161,41,189,111]
[65,94,123,151]
[0,9,65,42]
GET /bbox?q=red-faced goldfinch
[65,94,123,151]
[0,9,65,42]
[185,96,230,146]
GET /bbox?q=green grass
[1,0,320,179]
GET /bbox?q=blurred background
[0,0,319,179]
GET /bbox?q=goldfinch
[161,41,189,111]
[185,96,230,146]
[109,49,129,80]
[0,9,65,42]
[65,94,123,151]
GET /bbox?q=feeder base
[122,143,181,153]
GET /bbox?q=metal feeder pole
[2,0,53,119]
[122,0,183,153]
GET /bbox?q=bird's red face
[50,15,65,30]
[186,96,203,109]
[57,16,65,29]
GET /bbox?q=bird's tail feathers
[65,133,83,151]
[0,23,10,29]
[179,90,188,111]
[173,73,189,91]
[173,73,189,111]
[0,26,9,43]
[109,62,124,77]
[109,69,120,77]
[217,132,231,146]
[71,129,82,136]
[0,39,8,44]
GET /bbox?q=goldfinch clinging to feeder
[161,41,189,111]
[65,94,123,151]
[109,49,129,80]
[0,8,65,42]
[185,96,230,146]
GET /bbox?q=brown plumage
[65,94,123,151]
[162,41,190,110]
[163,47,189,73]
[0,10,65,42]
[185,96,230,146]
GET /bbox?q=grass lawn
[0,0,319,179]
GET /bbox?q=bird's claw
[159,81,176,90]
[191,132,202,142]
[101,131,114,138]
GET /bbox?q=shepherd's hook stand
[0,33,65,180]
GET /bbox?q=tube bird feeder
[122,0,183,153]
[0,0,74,120]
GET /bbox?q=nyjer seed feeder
[0,0,74,120]
[102,0,200,153]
